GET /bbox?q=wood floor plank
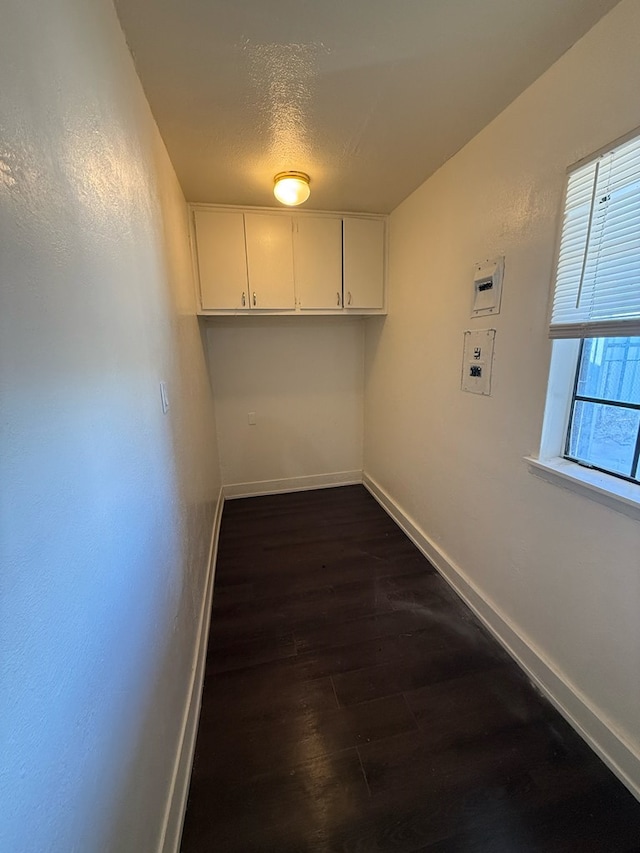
[205,632,297,673]
[180,485,640,853]
[403,664,554,749]
[183,748,369,853]
[200,668,339,729]
[191,693,418,787]
[331,643,507,707]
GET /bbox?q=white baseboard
[363,472,640,801]
[158,487,225,853]
[223,470,363,500]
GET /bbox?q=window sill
[525,456,640,521]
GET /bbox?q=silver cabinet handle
[337,292,341,306]
[242,292,246,307]
[253,292,257,306]
[347,291,352,306]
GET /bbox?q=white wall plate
[461,329,496,395]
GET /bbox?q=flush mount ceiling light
[273,171,311,206]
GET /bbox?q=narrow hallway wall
[0,1,222,850]
[364,0,640,792]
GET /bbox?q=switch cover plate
[461,329,496,395]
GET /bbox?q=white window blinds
[549,132,640,339]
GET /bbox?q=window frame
[563,337,640,485]
[527,336,640,520]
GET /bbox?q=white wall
[0,1,221,851]
[206,317,364,489]
[365,0,640,789]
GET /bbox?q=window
[533,129,640,507]
[566,336,640,483]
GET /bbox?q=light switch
[248,411,256,425]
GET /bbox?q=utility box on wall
[461,329,496,395]
[471,257,504,317]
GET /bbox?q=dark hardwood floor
[180,485,640,852]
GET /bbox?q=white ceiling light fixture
[273,171,311,206]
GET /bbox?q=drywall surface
[0,1,221,851]
[206,317,364,486]
[364,0,640,770]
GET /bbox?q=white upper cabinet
[191,206,386,315]
[244,213,296,310]
[343,217,385,310]
[293,216,343,309]
[194,210,248,310]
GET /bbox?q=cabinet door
[293,217,343,309]
[343,218,385,309]
[244,214,296,309]
[193,210,248,310]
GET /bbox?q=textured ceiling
[114,0,620,213]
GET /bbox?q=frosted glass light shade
[273,171,310,206]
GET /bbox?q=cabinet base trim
[197,309,386,317]
[223,470,362,500]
